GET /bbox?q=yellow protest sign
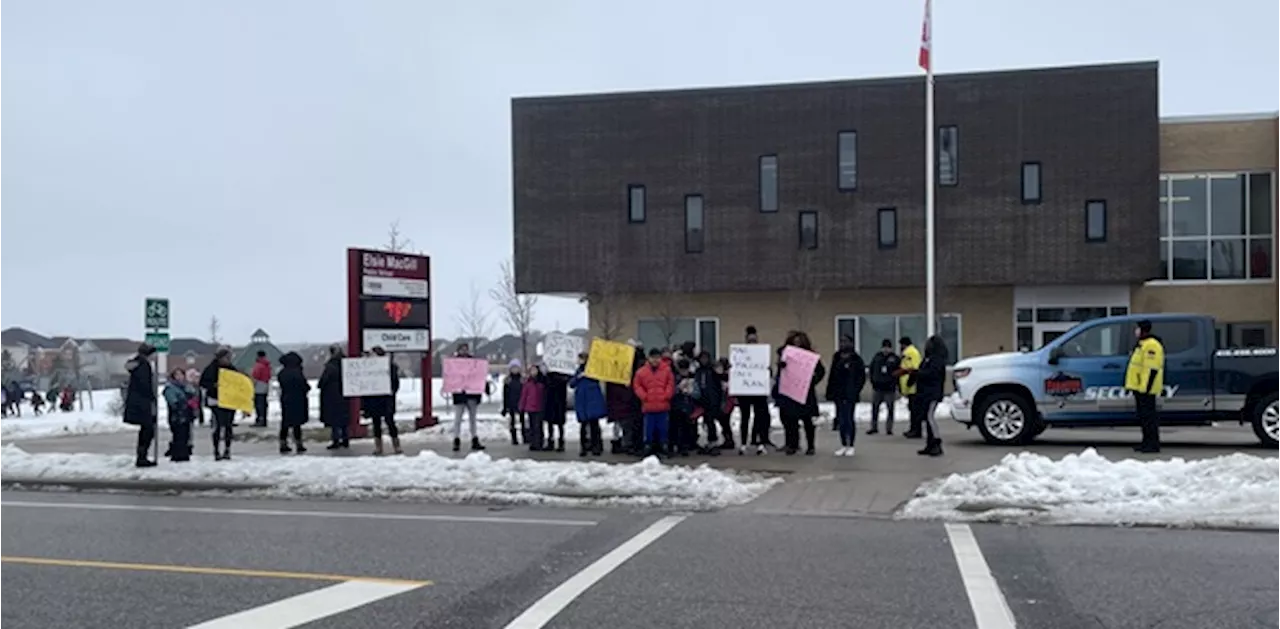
[217,369,255,413]
[584,338,636,386]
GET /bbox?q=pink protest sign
[443,357,489,394]
[778,346,820,403]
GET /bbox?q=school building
[510,61,1278,363]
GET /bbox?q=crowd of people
[2,380,79,417]
[471,324,952,459]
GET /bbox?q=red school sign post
[346,247,437,438]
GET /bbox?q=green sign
[144,331,171,353]
[145,297,170,329]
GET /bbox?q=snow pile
[1,410,132,441]
[0,444,779,510]
[899,448,1279,529]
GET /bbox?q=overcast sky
[3,0,1276,344]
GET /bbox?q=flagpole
[923,0,937,338]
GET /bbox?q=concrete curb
[1,477,274,492]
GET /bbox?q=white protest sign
[342,356,392,397]
[728,343,772,396]
[543,332,583,375]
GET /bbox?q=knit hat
[508,358,522,369]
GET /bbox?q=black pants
[739,396,772,445]
[1135,393,1160,449]
[211,407,234,452]
[370,412,398,440]
[704,410,733,445]
[254,394,268,425]
[508,411,527,442]
[279,423,302,443]
[780,410,816,451]
[168,419,192,461]
[579,421,602,453]
[136,422,156,461]
[906,394,923,434]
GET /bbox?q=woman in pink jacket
[518,365,547,451]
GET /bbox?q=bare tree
[489,259,538,366]
[208,316,222,345]
[788,251,824,332]
[385,219,415,253]
[581,245,625,340]
[453,282,494,350]
[646,270,685,348]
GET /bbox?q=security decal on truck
[1084,385,1180,399]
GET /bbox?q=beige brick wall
[1161,117,1278,172]
[587,286,1014,359]
[1132,282,1279,333]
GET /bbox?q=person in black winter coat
[317,345,349,449]
[694,351,733,450]
[774,331,827,456]
[277,351,310,454]
[123,343,159,467]
[824,335,866,455]
[866,339,901,434]
[908,335,949,457]
[543,371,570,452]
[738,325,776,455]
[199,347,239,460]
[362,346,402,455]
[501,359,525,445]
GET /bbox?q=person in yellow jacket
[894,337,924,438]
[1125,319,1165,453]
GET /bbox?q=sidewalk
[6,419,1267,517]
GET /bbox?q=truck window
[1150,320,1197,354]
[1060,323,1128,358]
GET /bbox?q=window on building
[1016,326,1034,352]
[841,314,962,365]
[878,208,897,249]
[837,131,858,190]
[1021,162,1042,204]
[1086,200,1107,242]
[1110,306,1128,316]
[1059,322,1127,358]
[938,126,958,186]
[759,155,779,212]
[1157,172,1273,281]
[637,317,719,358]
[685,194,704,253]
[799,211,818,250]
[627,185,646,223]
[1215,322,1273,349]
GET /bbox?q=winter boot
[391,436,402,455]
[135,457,156,468]
[279,440,292,454]
[340,439,350,449]
[555,437,565,452]
[579,447,589,457]
[471,436,485,451]
[917,439,935,456]
[610,438,623,454]
[295,440,307,454]
[510,429,520,446]
[326,441,341,450]
[373,438,384,456]
[452,437,461,452]
[804,424,817,456]
[927,439,944,457]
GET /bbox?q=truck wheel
[975,392,1036,445]
[1251,392,1279,448]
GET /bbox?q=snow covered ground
[0,410,134,441]
[898,448,1280,529]
[0,444,779,510]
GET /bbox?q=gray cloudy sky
[3,0,1276,344]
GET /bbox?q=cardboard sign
[584,338,636,385]
[216,369,254,413]
[728,343,772,396]
[778,346,820,403]
[443,357,488,394]
[543,332,583,375]
[342,356,392,397]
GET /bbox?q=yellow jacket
[899,345,921,395]
[1124,336,1165,394]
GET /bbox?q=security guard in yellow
[1125,319,1165,453]
[896,337,924,439]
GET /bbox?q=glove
[777,361,787,369]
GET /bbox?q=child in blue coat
[570,352,607,456]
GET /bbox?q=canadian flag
[918,0,932,72]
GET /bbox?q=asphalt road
[2,491,1275,628]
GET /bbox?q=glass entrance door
[1035,323,1078,349]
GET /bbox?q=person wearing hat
[895,336,924,439]
[1125,319,1165,453]
[199,347,240,460]
[867,339,901,435]
[317,344,350,450]
[123,343,159,467]
[501,359,526,445]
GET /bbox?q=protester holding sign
[570,353,607,456]
[775,332,826,456]
[738,326,776,455]
[199,348,241,460]
[318,345,350,450]
[362,347,402,456]
[446,343,489,452]
[606,347,645,455]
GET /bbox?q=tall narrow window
[878,208,897,248]
[759,155,778,212]
[685,195,704,253]
[627,184,646,223]
[938,126,958,186]
[1021,161,1042,204]
[799,211,818,250]
[837,131,858,190]
[1085,199,1107,242]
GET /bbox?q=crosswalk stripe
[185,580,425,629]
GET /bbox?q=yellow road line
[0,555,432,587]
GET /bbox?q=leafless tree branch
[453,282,494,350]
[489,259,538,366]
[208,316,222,345]
[788,252,824,332]
[647,270,685,348]
[385,219,415,253]
[581,246,625,341]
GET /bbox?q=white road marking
[185,580,423,628]
[945,523,1018,629]
[503,514,687,629]
[1,499,597,527]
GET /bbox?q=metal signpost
[145,297,170,462]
